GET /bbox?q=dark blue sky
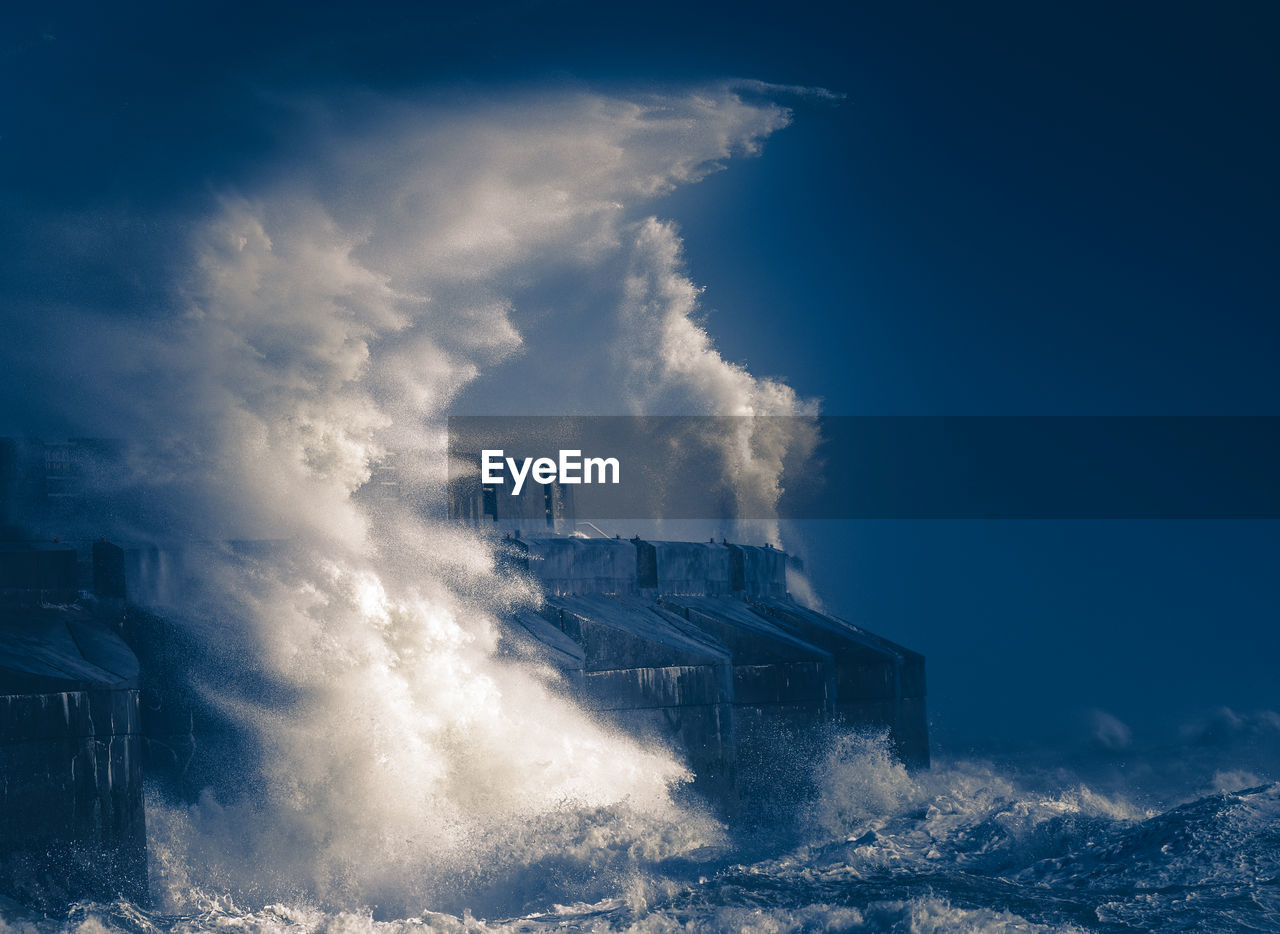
[4,1,1278,756]
[5,1,1276,415]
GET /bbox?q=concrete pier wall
[515,537,791,599]
[521,537,639,595]
[505,538,929,804]
[649,542,732,595]
[751,599,929,768]
[658,596,835,716]
[537,594,737,799]
[0,579,147,908]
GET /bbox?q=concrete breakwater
[1,533,927,906]
[501,537,929,808]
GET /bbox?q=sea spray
[141,534,721,916]
[64,87,812,915]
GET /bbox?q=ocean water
[4,732,1278,934]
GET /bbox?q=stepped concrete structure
[499,535,930,806]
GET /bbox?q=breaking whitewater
[4,734,1279,933]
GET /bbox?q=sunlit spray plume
[615,217,821,542]
[0,84,831,914]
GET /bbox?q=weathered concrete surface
[750,599,929,768]
[647,542,733,595]
[657,596,835,715]
[504,537,930,806]
[653,595,843,814]
[502,595,739,800]
[521,537,640,595]
[502,605,586,685]
[735,545,789,599]
[536,594,737,800]
[0,598,147,908]
[513,537,791,600]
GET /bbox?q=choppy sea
[5,728,1278,934]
